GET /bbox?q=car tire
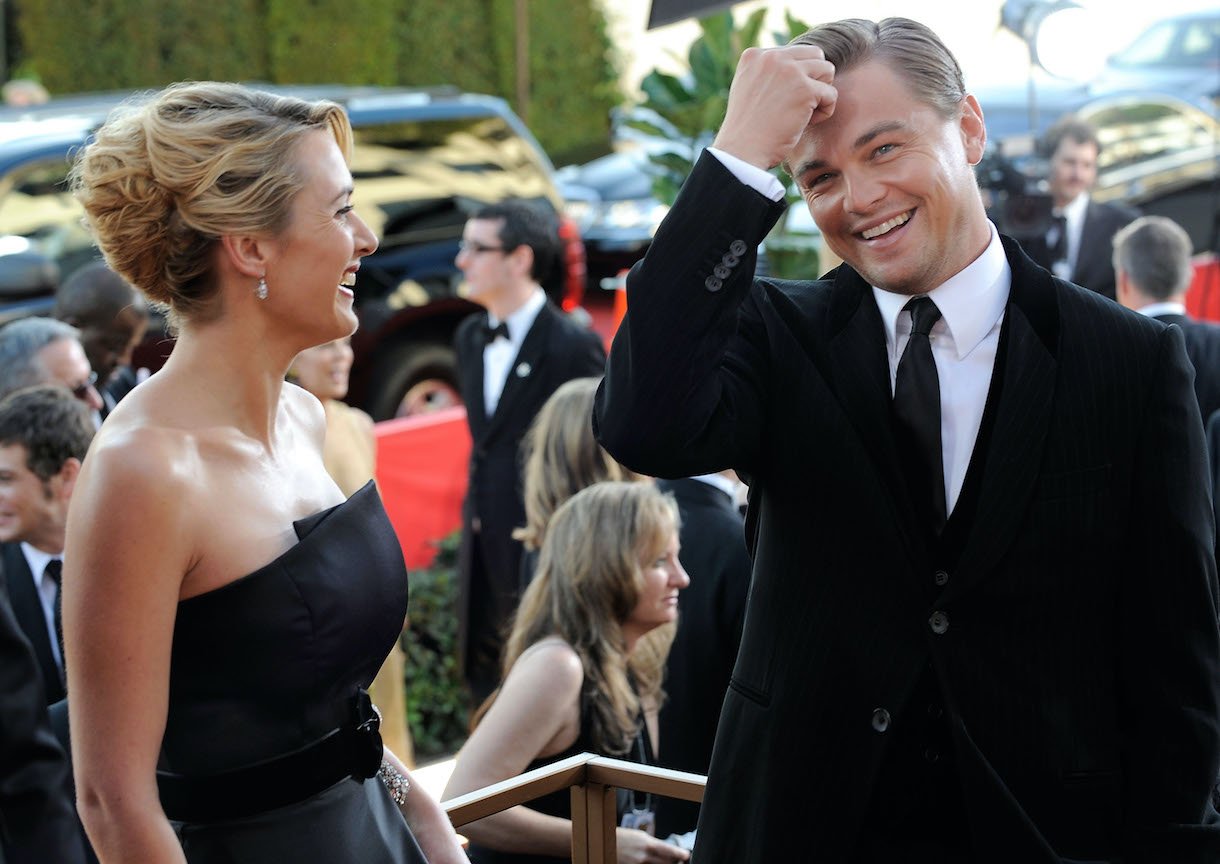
[367,341,464,421]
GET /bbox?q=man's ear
[55,457,82,503]
[960,94,987,167]
[218,234,272,280]
[507,244,535,281]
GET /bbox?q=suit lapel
[459,317,489,440]
[1,544,63,702]
[821,268,929,568]
[483,302,554,443]
[948,239,1059,599]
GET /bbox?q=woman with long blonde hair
[445,482,691,864]
[513,376,641,585]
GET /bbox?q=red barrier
[1185,254,1220,322]
[374,406,471,570]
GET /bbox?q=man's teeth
[861,211,912,240]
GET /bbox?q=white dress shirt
[484,287,546,417]
[708,147,1012,516]
[20,541,63,671]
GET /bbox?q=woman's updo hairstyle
[70,81,352,324]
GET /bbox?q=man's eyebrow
[853,121,905,151]
[790,121,908,180]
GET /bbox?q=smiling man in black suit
[453,200,606,705]
[0,386,95,707]
[595,16,1220,863]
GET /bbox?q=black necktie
[44,558,65,681]
[1048,214,1068,267]
[482,321,509,345]
[893,297,946,534]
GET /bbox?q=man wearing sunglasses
[452,200,606,705]
[0,317,105,424]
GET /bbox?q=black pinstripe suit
[594,153,1220,863]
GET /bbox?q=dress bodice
[159,482,408,775]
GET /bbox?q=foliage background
[10,0,620,165]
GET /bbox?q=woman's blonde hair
[493,481,679,756]
[70,81,352,325]
[514,377,640,551]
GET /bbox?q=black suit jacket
[454,300,605,687]
[1023,197,1139,300]
[595,153,1220,863]
[0,544,63,705]
[1152,313,1220,422]
[0,553,85,864]
[654,477,751,838]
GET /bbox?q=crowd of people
[1,13,1219,864]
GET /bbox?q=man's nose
[842,170,885,214]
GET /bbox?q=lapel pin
[516,362,532,378]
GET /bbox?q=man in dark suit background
[594,16,1220,863]
[1023,115,1139,301]
[0,564,85,864]
[654,471,751,840]
[0,386,95,706]
[1114,215,1220,421]
[453,200,606,704]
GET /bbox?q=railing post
[577,779,617,864]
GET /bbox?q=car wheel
[368,341,464,421]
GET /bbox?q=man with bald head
[595,16,1220,863]
[54,261,149,415]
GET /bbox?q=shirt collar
[1136,301,1188,318]
[1059,192,1089,223]
[872,221,1011,360]
[690,472,740,501]
[489,288,546,343]
[20,542,59,586]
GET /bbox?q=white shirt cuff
[706,147,785,202]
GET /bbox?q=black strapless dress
[159,482,426,862]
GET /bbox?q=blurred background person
[453,199,606,707]
[513,376,643,585]
[0,317,104,420]
[65,81,462,863]
[0,386,95,707]
[1114,215,1220,422]
[288,335,412,764]
[652,470,751,840]
[1024,115,1139,300]
[444,481,690,864]
[54,261,150,417]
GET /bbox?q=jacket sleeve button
[871,708,891,732]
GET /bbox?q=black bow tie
[483,321,509,345]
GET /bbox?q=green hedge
[402,532,469,761]
[14,0,619,164]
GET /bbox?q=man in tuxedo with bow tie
[453,200,606,704]
[595,16,1220,863]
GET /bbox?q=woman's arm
[64,432,194,863]
[442,640,584,856]
[381,748,466,864]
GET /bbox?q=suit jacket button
[704,275,723,293]
[929,611,949,634]
[871,708,891,732]
[729,239,748,257]
[713,263,732,280]
[934,569,949,587]
[722,252,740,267]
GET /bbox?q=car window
[0,157,96,282]
[352,115,557,245]
[1085,99,1214,174]
[1111,21,1178,67]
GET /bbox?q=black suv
[0,84,588,419]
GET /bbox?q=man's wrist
[706,146,786,202]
